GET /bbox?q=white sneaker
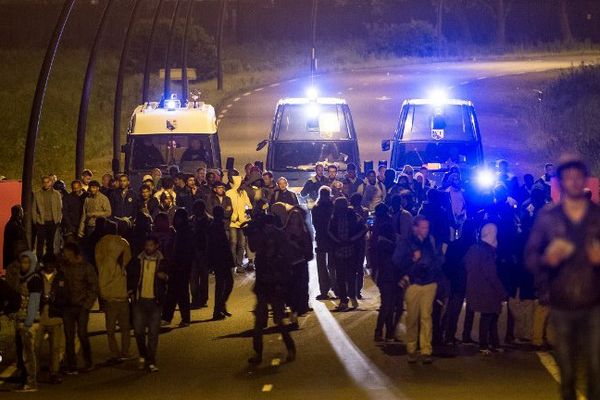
[147,364,159,373]
[137,358,145,370]
[350,298,359,309]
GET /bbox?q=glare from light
[306,103,320,119]
[429,88,449,105]
[476,169,496,190]
[306,86,318,100]
[165,100,177,109]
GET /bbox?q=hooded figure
[227,175,253,229]
[3,205,27,269]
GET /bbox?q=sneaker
[137,358,146,370]
[489,347,505,354]
[222,310,232,317]
[479,348,492,355]
[422,355,433,364]
[374,333,384,342]
[212,313,226,321]
[64,368,79,376]
[336,302,349,312]
[13,384,38,393]
[407,353,419,364]
[147,364,159,373]
[178,321,190,328]
[350,298,359,309]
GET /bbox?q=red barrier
[0,180,22,274]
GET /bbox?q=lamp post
[112,0,144,176]
[181,0,195,101]
[22,0,77,245]
[310,0,318,81]
[142,0,165,103]
[163,0,182,102]
[75,0,116,179]
[216,0,227,90]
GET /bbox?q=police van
[382,97,484,183]
[256,94,360,191]
[123,97,221,185]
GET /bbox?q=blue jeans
[133,300,162,365]
[550,304,600,400]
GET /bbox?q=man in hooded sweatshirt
[10,252,43,392]
[226,174,253,274]
[95,219,132,362]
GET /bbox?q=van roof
[277,97,347,106]
[129,103,217,135]
[403,98,474,107]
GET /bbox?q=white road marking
[289,78,298,82]
[537,351,585,400]
[347,87,354,91]
[477,76,487,80]
[271,358,281,366]
[221,109,228,114]
[218,114,224,119]
[254,87,264,92]
[262,384,273,392]
[226,104,233,108]
[269,83,280,87]
[233,97,241,102]
[460,81,470,85]
[243,92,252,96]
[376,96,392,101]
[337,91,343,95]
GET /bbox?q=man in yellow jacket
[226,174,253,274]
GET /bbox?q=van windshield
[277,104,351,140]
[400,104,476,142]
[130,134,214,171]
[272,141,355,171]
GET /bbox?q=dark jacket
[418,202,451,246]
[328,209,368,259]
[369,217,398,284]
[127,252,168,305]
[393,235,443,286]
[270,189,299,206]
[206,193,233,223]
[525,202,600,310]
[206,219,235,272]
[110,188,138,219]
[62,191,87,236]
[311,200,334,251]
[40,269,68,319]
[3,216,27,268]
[301,175,327,201]
[139,196,159,217]
[62,258,99,310]
[465,242,507,314]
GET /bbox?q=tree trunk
[455,6,472,44]
[558,0,573,44]
[495,0,506,47]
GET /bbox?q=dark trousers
[253,295,295,356]
[316,250,337,296]
[443,291,465,343]
[551,305,600,400]
[355,242,366,296]
[214,267,234,316]
[479,312,500,349]
[35,222,57,259]
[132,300,162,365]
[190,260,209,307]
[289,261,310,315]
[334,256,355,304]
[505,301,516,342]
[163,274,191,324]
[432,297,445,346]
[376,282,403,338]
[462,303,475,342]
[63,306,92,369]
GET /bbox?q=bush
[524,65,600,176]
[366,20,439,57]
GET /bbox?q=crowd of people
[1,158,598,400]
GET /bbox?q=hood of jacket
[230,175,242,191]
[19,251,38,276]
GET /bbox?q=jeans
[333,256,355,304]
[532,302,553,347]
[289,261,310,314]
[104,300,131,358]
[405,283,437,355]
[375,282,403,338]
[35,222,58,259]
[462,303,475,342]
[16,322,38,387]
[316,250,337,296]
[229,227,246,269]
[214,267,234,316]
[162,274,191,324]
[190,259,209,307]
[132,300,162,365]
[253,295,295,356]
[36,323,64,375]
[550,304,600,400]
[63,306,92,369]
[479,313,500,349]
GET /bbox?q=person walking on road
[526,159,600,400]
[208,206,235,320]
[128,236,169,373]
[226,174,253,274]
[61,242,99,375]
[95,219,133,362]
[465,223,507,354]
[393,215,443,364]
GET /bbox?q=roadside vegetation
[524,64,600,176]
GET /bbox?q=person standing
[139,184,159,217]
[208,206,235,320]
[10,252,43,392]
[127,236,169,373]
[301,163,327,206]
[465,223,507,354]
[37,253,67,384]
[78,180,111,239]
[206,181,233,223]
[162,209,193,327]
[312,186,336,300]
[358,170,386,212]
[190,200,211,309]
[342,163,362,198]
[226,175,253,274]
[526,159,600,400]
[110,174,137,232]
[32,175,62,259]
[349,192,368,299]
[62,180,87,243]
[95,220,132,363]
[3,205,27,270]
[393,215,443,364]
[328,197,367,311]
[80,169,93,192]
[270,177,299,206]
[61,242,99,374]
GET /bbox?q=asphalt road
[217,54,600,176]
[1,261,560,400]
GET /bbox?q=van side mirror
[381,139,391,152]
[256,139,268,151]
